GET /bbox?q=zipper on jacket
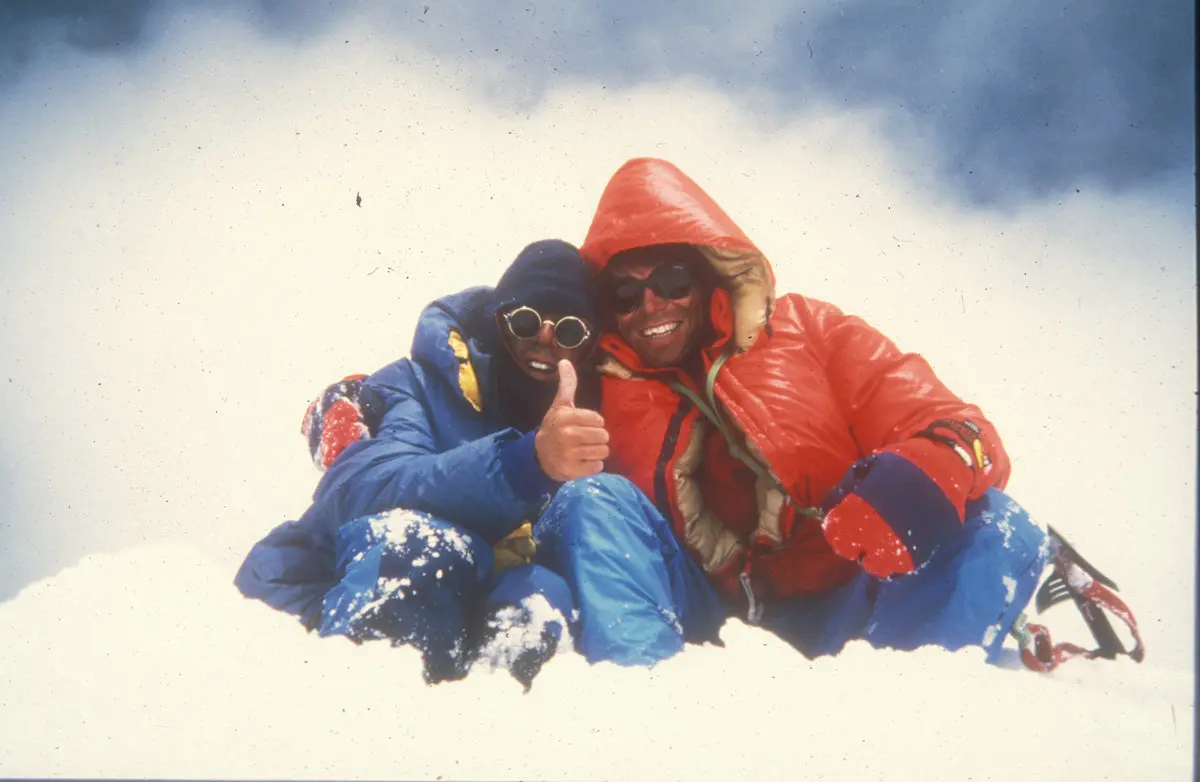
[667,350,825,523]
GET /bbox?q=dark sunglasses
[503,306,593,349]
[608,263,697,315]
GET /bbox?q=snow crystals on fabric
[1002,575,1018,603]
[659,606,683,636]
[474,594,572,673]
[328,509,480,640]
[365,509,476,565]
[1035,519,1053,559]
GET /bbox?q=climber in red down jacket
[578,157,1051,663]
[296,160,1144,670]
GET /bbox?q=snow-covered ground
[0,542,1191,780]
[0,8,1194,780]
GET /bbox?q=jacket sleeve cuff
[499,430,560,502]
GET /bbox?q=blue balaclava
[490,239,598,325]
[485,239,599,431]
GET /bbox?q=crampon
[1011,526,1146,673]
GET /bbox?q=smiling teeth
[529,360,552,371]
[641,323,679,337]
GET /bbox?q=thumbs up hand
[550,354,579,410]
[534,360,609,482]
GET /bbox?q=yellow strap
[972,438,986,470]
[447,329,484,412]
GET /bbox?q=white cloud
[0,10,1193,776]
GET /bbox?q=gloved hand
[821,431,981,579]
[300,374,380,471]
[492,523,537,571]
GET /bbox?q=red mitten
[820,435,978,579]
[300,374,378,471]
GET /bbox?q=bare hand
[534,360,609,482]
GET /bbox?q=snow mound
[0,544,1192,780]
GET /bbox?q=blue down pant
[532,474,726,665]
[760,489,1049,663]
[318,474,725,673]
[317,508,575,679]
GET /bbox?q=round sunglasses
[608,263,697,315]
[502,306,593,349]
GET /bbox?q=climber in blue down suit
[234,239,725,687]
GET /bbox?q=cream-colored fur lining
[743,436,788,546]
[596,354,636,379]
[754,475,787,545]
[697,245,775,353]
[672,417,743,572]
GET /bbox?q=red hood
[580,158,760,268]
[580,158,777,375]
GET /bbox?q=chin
[520,368,556,382]
[644,351,680,369]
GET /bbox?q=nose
[535,319,555,345]
[641,286,669,314]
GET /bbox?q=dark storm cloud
[789,0,1196,203]
[0,0,340,83]
[342,0,1195,206]
[1,0,1192,205]
[0,0,155,82]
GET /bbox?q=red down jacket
[580,158,1011,603]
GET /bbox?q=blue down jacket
[234,286,559,630]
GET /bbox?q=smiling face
[499,307,596,382]
[605,246,707,369]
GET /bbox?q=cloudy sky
[2,0,1193,206]
[0,0,1194,635]
[0,3,1195,776]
